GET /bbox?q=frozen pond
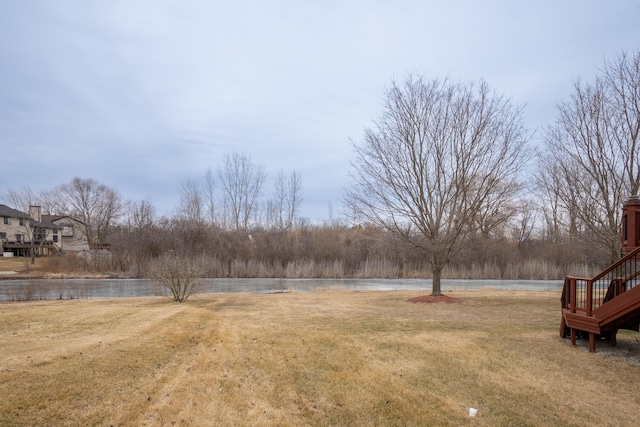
[0,278,563,301]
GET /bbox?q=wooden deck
[1,241,61,257]
[560,246,640,352]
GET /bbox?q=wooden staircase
[560,246,640,352]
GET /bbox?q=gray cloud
[1,1,639,222]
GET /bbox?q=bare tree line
[538,50,640,263]
[2,51,639,286]
[175,151,303,231]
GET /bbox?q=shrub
[150,254,203,302]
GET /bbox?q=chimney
[29,205,42,222]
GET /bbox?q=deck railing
[562,246,640,316]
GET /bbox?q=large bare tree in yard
[346,75,530,295]
[541,51,640,262]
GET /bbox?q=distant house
[41,214,91,253]
[0,205,61,257]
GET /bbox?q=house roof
[0,204,30,219]
[41,214,64,222]
[0,205,60,229]
[31,219,61,230]
[42,214,86,226]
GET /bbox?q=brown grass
[0,257,111,280]
[1,290,640,426]
[0,257,41,274]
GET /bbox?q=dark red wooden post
[621,195,640,257]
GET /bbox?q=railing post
[586,281,593,316]
[570,278,577,313]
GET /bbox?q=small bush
[150,254,203,302]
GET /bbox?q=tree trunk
[610,239,620,264]
[431,265,443,296]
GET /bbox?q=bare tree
[605,51,640,196]
[510,198,538,249]
[345,75,530,295]
[203,168,217,224]
[471,182,517,238]
[2,187,44,212]
[1,188,60,264]
[541,51,640,262]
[285,169,303,230]
[177,177,203,224]
[151,253,203,302]
[535,153,568,243]
[131,197,156,230]
[217,151,266,231]
[271,170,288,230]
[270,169,303,230]
[12,208,54,266]
[25,206,58,265]
[53,177,127,249]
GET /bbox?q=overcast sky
[1,1,639,222]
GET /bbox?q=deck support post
[611,329,618,347]
[570,328,576,346]
[589,333,596,352]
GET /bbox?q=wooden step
[594,284,640,328]
[562,309,601,334]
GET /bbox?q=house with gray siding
[41,214,91,252]
[0,205,61,256]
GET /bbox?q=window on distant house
[19,218,25,226]
[0,232,6,240]
[53,234,59,243]
[16,234,24,243]
[3,217,10,225]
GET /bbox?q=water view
[0,278,563,301]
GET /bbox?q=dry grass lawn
[1,289,640,426]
